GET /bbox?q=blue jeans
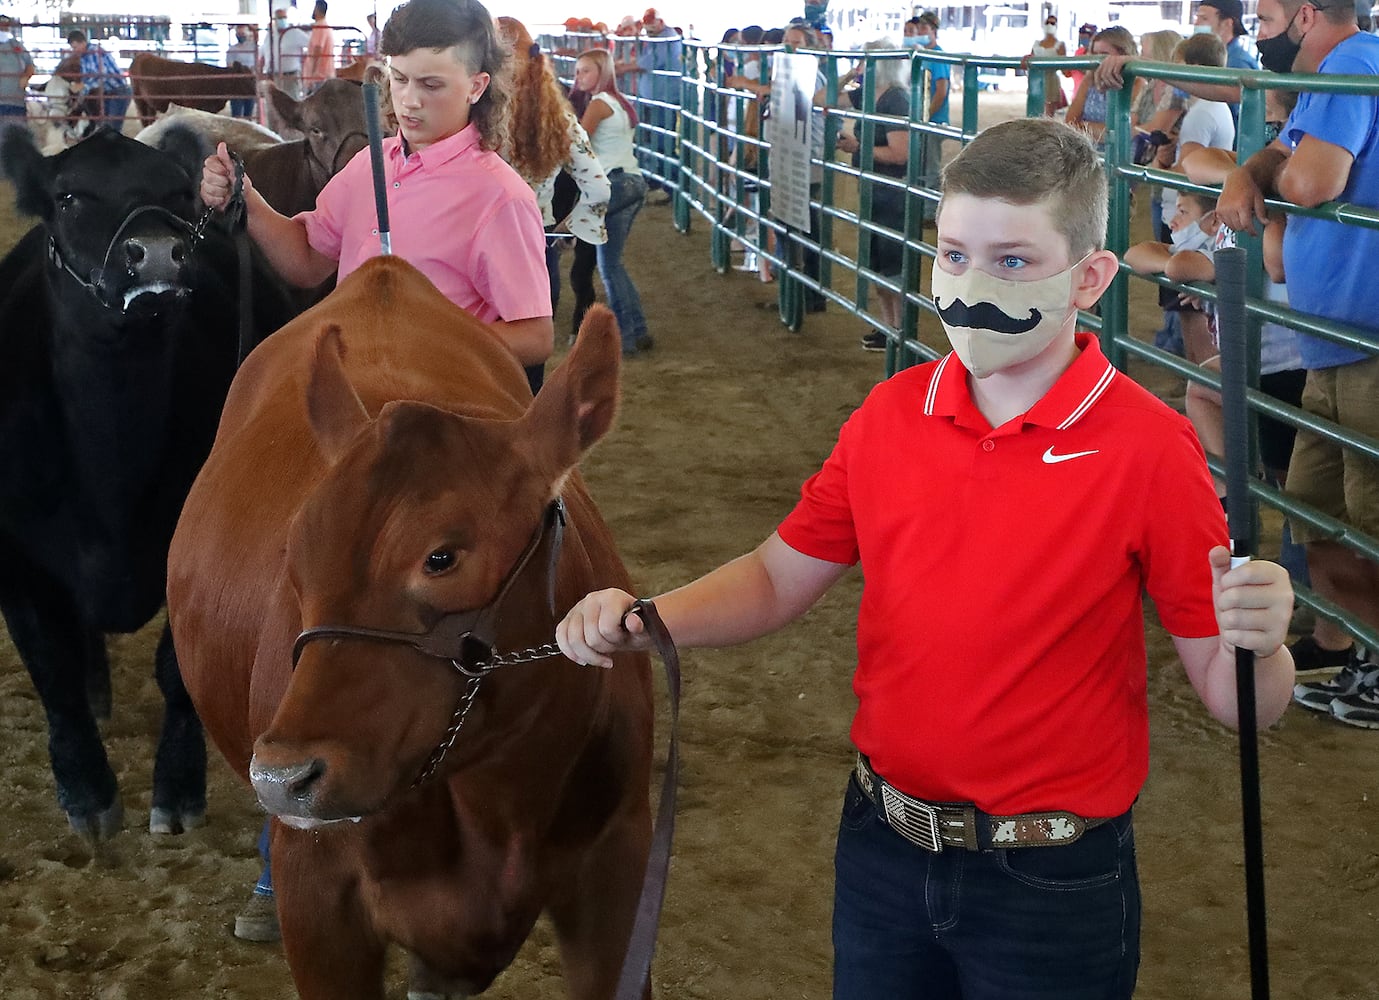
[833,774,1141,1000]
[598,171,648,352]
[230,97,256,118]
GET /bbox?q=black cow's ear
[154,123,211,187]
[0,123,53,221]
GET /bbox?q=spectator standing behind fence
[1219,0,1379,720]
[1066,26,1140,148]
[0,15,34,125]
[1022,13,1068,117]
[834,39,909,352]
[1094,0,1258,130]
[634,8,682,203]
[497,16,610,386]
[1157,31,1235,364]
[364,12,380,57]
[556,117,1296,1000]
[903,12,948,223]
[260,7,307,101]
[66,30,131,128]
[573,47,654,357]
[304,1,336,94]
[226,24,257,119]
[1068,21,1097,94]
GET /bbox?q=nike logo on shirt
[1042,447,1099,465]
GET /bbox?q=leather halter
[304,129,369,185]
[48,203,199,311]
[292,497,566,677]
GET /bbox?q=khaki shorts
[1286,355,1379,544]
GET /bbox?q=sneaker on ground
[1293,652,1379,714]
[1331,680,1379,729]
[1289,634,1354,677]
[234,890,281,943]
[860,331,888,352]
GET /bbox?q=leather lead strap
[614,597,681,1000]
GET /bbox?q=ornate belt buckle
[880,784,943,852]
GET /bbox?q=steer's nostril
[126,241,146,265]
[171,244,186,265]
[286,758,326,798]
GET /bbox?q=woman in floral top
[497,17,609,381]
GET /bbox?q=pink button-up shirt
[298,124,551,325]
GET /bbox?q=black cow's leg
[0,581,122,843]
[148,622,206,835]
[85,628,112,723]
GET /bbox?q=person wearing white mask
[1022,12,1068,117]
[1123,189,1222,363]
[259,7,309,100]
[556,117,1296,1000]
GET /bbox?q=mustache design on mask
[934,295,1042,335]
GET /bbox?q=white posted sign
[766,51,818,233]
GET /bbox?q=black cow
[0,125,295,842]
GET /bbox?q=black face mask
[1256,9,1303,73]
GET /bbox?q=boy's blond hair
[1176,32,1227,67]
[939,118,1107,261]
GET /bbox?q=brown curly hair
[380,0,511,151]
[496,16,577,184]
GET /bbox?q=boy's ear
[1072,249,1120,311]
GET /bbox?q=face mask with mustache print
[930,254,1088,377]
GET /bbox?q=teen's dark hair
[380,0,510,150]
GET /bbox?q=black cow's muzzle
[50,204,198,313]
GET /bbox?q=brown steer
[129,53,257,126]
[167,256,653,1000]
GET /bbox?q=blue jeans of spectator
[599,170,649,353]
[102,91,131,125]
[832,773,1141,1000]
[230,97,256,118]
[254,820,273,896]
[0,103,25,122]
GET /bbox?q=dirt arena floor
[1,95,1376,999]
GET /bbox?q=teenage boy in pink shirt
[201,0,552,374]
[557,117,1296,999]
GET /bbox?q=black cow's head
[1,124,208,317]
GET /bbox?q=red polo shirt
[777,336,1226,818]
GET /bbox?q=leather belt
[854,754,1108,852]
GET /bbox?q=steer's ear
[306,324,372,463]
[270,85,304,133]
[525,304,621,473]
[0,123,52,220]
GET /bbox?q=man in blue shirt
[905,12,948,222]
[1218,0,1379,725]
[66,29,130,127]
[636,7,683,200]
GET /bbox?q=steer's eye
[310,127,324,139]
[57,193,76,211]
[424,550,455,574]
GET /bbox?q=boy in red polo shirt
[557,117,1296,1000]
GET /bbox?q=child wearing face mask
[1124,189,1221,362]
[554,116,1296,1000]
